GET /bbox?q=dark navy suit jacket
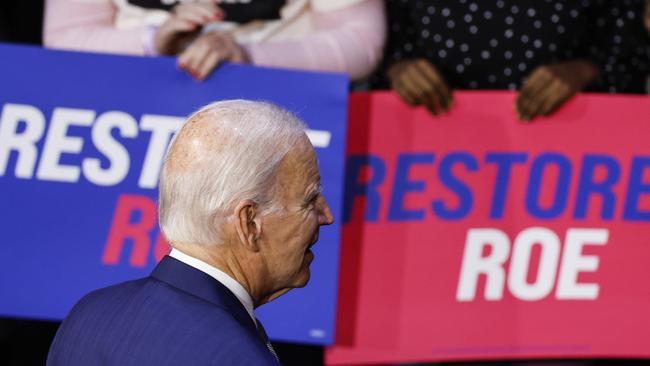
[47,256,280,365]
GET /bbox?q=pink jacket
[44,0,385,80]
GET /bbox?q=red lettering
[102,194,158,267]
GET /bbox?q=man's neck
[171,242,263,307]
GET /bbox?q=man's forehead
[285,135,315,161]
[276,141,319,190]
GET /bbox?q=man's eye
[303,194,319,208]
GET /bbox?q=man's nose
[319,197,334,226]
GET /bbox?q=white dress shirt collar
[169,248,256,324]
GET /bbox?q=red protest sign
[327,91,650,365]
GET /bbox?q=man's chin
[284,253,314,289]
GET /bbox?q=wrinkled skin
[167,111,334,307]
[254,140,334,304]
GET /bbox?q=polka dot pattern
[381,0,650,93]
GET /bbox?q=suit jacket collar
[151,255,259,336]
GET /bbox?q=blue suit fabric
[47,256,281,365]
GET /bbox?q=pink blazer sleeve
[44,0,147,56]
[244,0,386,81]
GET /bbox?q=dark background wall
[0,0,44,45]
[1,317,649,366]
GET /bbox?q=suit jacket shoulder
[47,257,279,366]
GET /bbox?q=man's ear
[234,200,262,252]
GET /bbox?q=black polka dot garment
[380,0,650,93]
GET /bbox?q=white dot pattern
[382,0,650,92]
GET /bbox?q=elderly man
[47,100,334,365]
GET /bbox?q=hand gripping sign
[327,91,650,364]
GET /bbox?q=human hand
[387,58,452,116]
[516,60,598,122]
[178,31,250,81]
[154,2,224,56]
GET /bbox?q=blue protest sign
[0,43,348,345]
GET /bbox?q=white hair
[159,100,308,246]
